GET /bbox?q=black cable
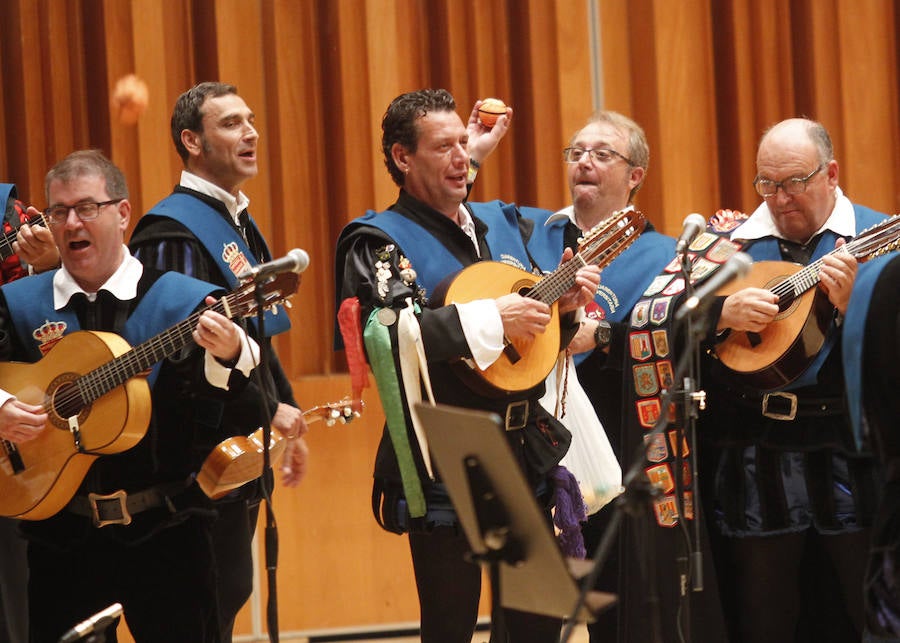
[248,284,281,643]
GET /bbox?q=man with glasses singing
[700,117,886,642]
[1,150,260,641]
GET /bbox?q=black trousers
[0,518,27,643]
[724,527,870,643]
[27,514,219,643]
[213,498,260,642]
[408,526,563,643]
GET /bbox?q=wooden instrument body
[715,261,834,390]
[196,398,360,499]
[441,261,560,396]
[0,331,151,519]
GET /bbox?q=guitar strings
[527,221,639,303]
[44,292,244,417]
[767,215,900,300]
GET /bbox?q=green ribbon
[363,308,427,518]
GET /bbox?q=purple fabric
[551,465,588,559]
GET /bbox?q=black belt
[475,398,533,431]
[66,480,189,528]
[727,389,845,421]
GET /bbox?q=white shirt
[454,203,503,370]
[544,203,636,229]
[733,186,856,243]
[180,171,250,227]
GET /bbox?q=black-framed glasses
[563,146,635,166]
[753,164,824,198]
[43,199,123,226]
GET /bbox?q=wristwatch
[593,320,612,348]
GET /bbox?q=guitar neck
[78,309,214,403]
[0,212,49,260]
[527,210,646,304]
[773,214,900,300]
[72,272,298,406]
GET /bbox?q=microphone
[675,251,753,322]
[58,603,123,643]
[675,213,708,255]
[238,248,310,281]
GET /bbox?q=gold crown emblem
[222,242,241,264]
[32,319,67,344]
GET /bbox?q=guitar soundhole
[777,292,796,314]
[47,374,90,430]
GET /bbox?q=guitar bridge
[68,415,84,453]
[502,339,522,364]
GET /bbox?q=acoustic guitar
[439,209,647,396]
[196,397,361,499]
[715,213,900,389]
[0,272,299,520]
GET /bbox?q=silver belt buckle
[505,400,529,431]
[88,490,132,528]
[761,392,798,421]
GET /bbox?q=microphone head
[288,248,310,273]
[682,212,707,229]
[676,213,708,253]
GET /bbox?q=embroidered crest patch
[636,397,662,429]
[32,320,67,356]
[630,300,651,329]
[662,278,685,296]
[689,232,717,251]
[650,297,672,325]
[633,363,660,397]
[651,330,669,357]
[707,237,742,263]
[644,432,669,463]
[629,331,653,362]
[653,495,679,527]
[689,258,719,282]
[645,463,675,494]
[643,274,674,297]
[667,430,690,457]
[222,241,251,279]
[709,208,748,233]
[656,360,675,390]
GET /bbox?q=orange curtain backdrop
[0,0,898,636]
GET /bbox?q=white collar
[53,248,143,307]
[457,203,480,256]
[545,203,635,228]
[734,186,856,242]
[180,170,250,225]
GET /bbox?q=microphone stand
[680,254,707,601]
[250,278,281,643]
[560,253,713,643]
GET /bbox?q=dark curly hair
[381,89,456,187]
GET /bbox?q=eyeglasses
[753,164,824,198]
[563,146,635,166]
[43,199,123,226]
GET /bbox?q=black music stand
[413,402,616,636]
